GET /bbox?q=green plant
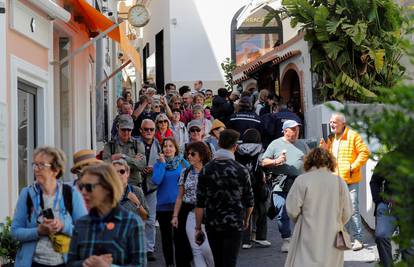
[0,217,19,264]
[342,85,414,266]
[269,0,413,103]
[221,57,237,91]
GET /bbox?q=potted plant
[0,216,19,266]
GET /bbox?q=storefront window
[232,6,283,65]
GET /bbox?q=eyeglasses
[142,128,155,132]
[117,169,126,175]
[189,128,201,133]
[187,151,197,157]
[120,128,132,132]
[78,182,101,193]
[158,120,168,124]
[32,162,52,170]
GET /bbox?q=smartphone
[42,208,54,219]
[195,231,205,246]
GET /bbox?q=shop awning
[232,50,301,84]
[56,0,141,73]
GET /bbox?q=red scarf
[156,128,174,143]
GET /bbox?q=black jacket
[211,95,234,125]
[228,111,262,139]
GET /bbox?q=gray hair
[141,119,155,128]
[331,112,346,123]
[112,159,130,172]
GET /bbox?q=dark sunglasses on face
[153,105,160,108]
[142,128,155,132]
[78,182,100,193]
[117,169,126,175]
[188,151,197,157]
[189,128,201,133]
[120,128,132,132]
[174,102,181,105]
[158,120,169,124]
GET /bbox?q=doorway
[17,81,37,192]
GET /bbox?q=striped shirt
[67,205,146,267]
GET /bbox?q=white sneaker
[352,239,364,251]
[281,238,290,252]
[242,243,252,249]
[253,239,271,247]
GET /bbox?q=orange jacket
[326,127,370,184]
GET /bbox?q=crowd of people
[9,81,411,267]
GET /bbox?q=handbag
[334,177,352,250]
[50,233,71,253]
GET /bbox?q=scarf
[165,154,185,170]
[156,128,174,143]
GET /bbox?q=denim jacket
[11,182,87,266]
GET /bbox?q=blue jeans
[375,202,396,267]
[272,193,291,239]
[145,191,157,252]
[346,183,363,241]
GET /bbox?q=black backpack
[26,184,73,222]
[109,139,139,154]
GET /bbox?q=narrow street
[149,219,378,266]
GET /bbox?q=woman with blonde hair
[155,113,174,143]
[285,148,352,267]
[12,146,87,267]
[67,163,146,266]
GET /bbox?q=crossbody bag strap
[337,176,344,231]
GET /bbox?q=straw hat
[210,119,226,134]
[71,149,102,174]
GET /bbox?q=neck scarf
[156,128,174,143]
[165,154,184,170]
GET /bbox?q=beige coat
[284,168,352,267]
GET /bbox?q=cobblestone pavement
[148,219,378,267]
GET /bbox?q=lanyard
[36,183,60,211]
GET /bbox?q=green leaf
[323,42,344,60]
[342,21,368,46]
[369,49,385,73]
[326,18,346,34]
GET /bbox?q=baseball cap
[282,120,301,130]
[118,114,134,130]
[187,120,202,130]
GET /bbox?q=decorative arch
[231,5,283,66]
[281,63,305,113]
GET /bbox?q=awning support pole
[52,22,120,66]
[96,59,132,89]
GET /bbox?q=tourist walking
[285,148,352,267]
[195,129,254,267]
[12,146,87,267]
[172,141,214,267]
[67,163,146,266]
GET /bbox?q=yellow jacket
[326,127,370,184]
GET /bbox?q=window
[231,6,283,65]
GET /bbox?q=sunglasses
[117,169,126,175]
[153,105,160,108]
[78,182,100,193]
[187,151,197,157]
[174,102,181,105]
[189,128,201,133]
[142,128,155,132]
[120,128,132,132]
[158,120,169,124]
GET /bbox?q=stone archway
[280,65,302,114]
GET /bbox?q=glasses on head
[32,162,52,170]
[120,128,132,132]
[117,169,126,175]
[189,128,201,133]
[158,120,168,124]
[78,182,100,193]
[187,151,197,157]
[142,128,155,132]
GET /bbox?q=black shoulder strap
[62,184,73,216]
[26,191,33,222]
[183,166,192,184]
[133,139,138,154]
[109,140,116,155]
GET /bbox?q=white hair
[331,112,346,123]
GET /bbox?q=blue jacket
[11,183,87,267]
[152,159,189,211]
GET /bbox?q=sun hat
[210,119,226,134]
[71,149,102,174]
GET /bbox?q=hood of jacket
[237,143,263,156]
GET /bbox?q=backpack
[26,184,73,222]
